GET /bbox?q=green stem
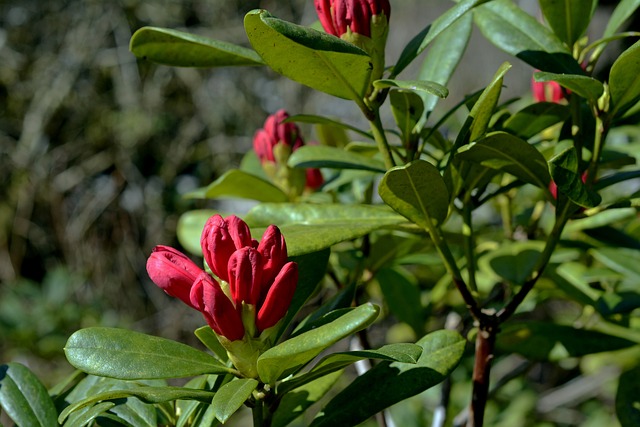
[462,201,478,293]
[252,397,264,427]
[369,109,396,169]
[588,114,608,185]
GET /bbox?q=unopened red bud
[146,245,203,309]
[257,225,288,288]
[201,215,252,282]
[532,75,564,103]
[228,247,263,306]
[315,0,390,38]
[191,272,245,341]
[256,262,298,331]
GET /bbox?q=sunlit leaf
[534,72,604,101]
[539,0,596,47]
[609,39,640,118]
[186,169,288,202]
[288,145,386,172]
[503,102,570,139]
[372,79,448,99]
[212,379,258,423]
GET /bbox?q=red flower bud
[306,167,324,189]
[253,110,304,165]
[315,0,391,38]
[190,272,245,341]
[256,261,299,331]
[257,225,288,288]
[228,247,263,306]
[200,214,253,282]
[532,75,564,103]
[146,245,203,309]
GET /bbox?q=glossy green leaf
[474,0,583,74]
[0,363,58,427]
[378,160,450,230]
[616,366,640,427]
[186,169,288,202]
[257,303,380,384]
[376,267,424,335]
[245,203,407,256]
[272,370,342,427]
[288,145,386,172]
[534,72,604,101]
[469,62,512,141]
[310,330,466,427]
[549,146,601,207]
[244,10,371,100]
[195,326,228,362]
[59,386,215,424]
[63,402,116,427]
[389,90,425,141]
[604,0,640,37]
[373,79,448,99]
[110,394,158,427]
[504,102,570,139]
[418,12,473,115]
[212,379,258,423]
[129,27,264,67]
[609,39,640,118]
[393,0,487,77]
[497,321,635,360]
[457,131,551,189]
[480,241,542,285]
[65,327,233,379]
[539,0,596,47]
[286,114,371,139]
[279,343,423,394]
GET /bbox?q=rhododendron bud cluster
[146,214,298,376]
[532,76,564,103]
[253,109,323,195]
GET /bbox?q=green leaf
[504,102,570,139]
[479,241,542,285]
[469,62,512,142]
[310,330,466,427]
[244,203,408,256]
[65,327,233,380]
[272,370,342,427]
[616,366,640,427]
[473,0,583,74]
[378,160,450,229]
[534,72,604,101]
[372,79,449,99]
[59,386,216,424]
[195,326,228,362]
[244,10,371,100]
[185,169,288,202]
[376,267,424,335]
[604,0,640,37]
[63,402,116,427]
[257,303,380,384]
[389,90,425,142]
[590,247,640,281]
[549,146,601,207]
[539,0,596,47]
[288,145,386,172]
[497,321,635,360]
[285,114,372,139]
[212,379,258,423]
[418,12,473,115]
[393,0,487,77]
[609,39,640,118]
[0,363,58,427]
[129,27,264,67]
[457,131,551,189]
[177,209,217,256]
[563,207,637,234]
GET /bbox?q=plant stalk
[467,322,498,427]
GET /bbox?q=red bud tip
[256,262,298,331]
[146,245,203,309]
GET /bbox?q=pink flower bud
[228,247,263,306]
[253,110,304,165]
[257,225,288,288]
[191,272,245,341]
[315,0,391,38]
[200,214,253,282]
[256,262,299,331]
[532,76,564,103]
[146,245,203,309]
[306,167,324,189]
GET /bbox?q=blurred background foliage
[0,1,638,425]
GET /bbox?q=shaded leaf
[244,10,371,100]
[389,90,425,141]
[65,327,233,380]
[129,27,264,67]
[604,0,640,37]
[457,131,551,189]
[212,379,258,423]
[373,79,448,98]
[257,303,380,384]
[0,363,58,427]
[288,145,386,172]
[504,102,570,139]
[376,267,424,335]
[286,114,371,139]
[535,72,604,101]
[310,330,466,427]
[186,169,288,202]
[549,146,601,207]
[473,0,583,74]
[480,242,542,285]
[539,0,596,47]
[590,247,640,281]
[616,366,640,427]
[609,39,640,118]
[497,321,635,360]
[378,160,450,229]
